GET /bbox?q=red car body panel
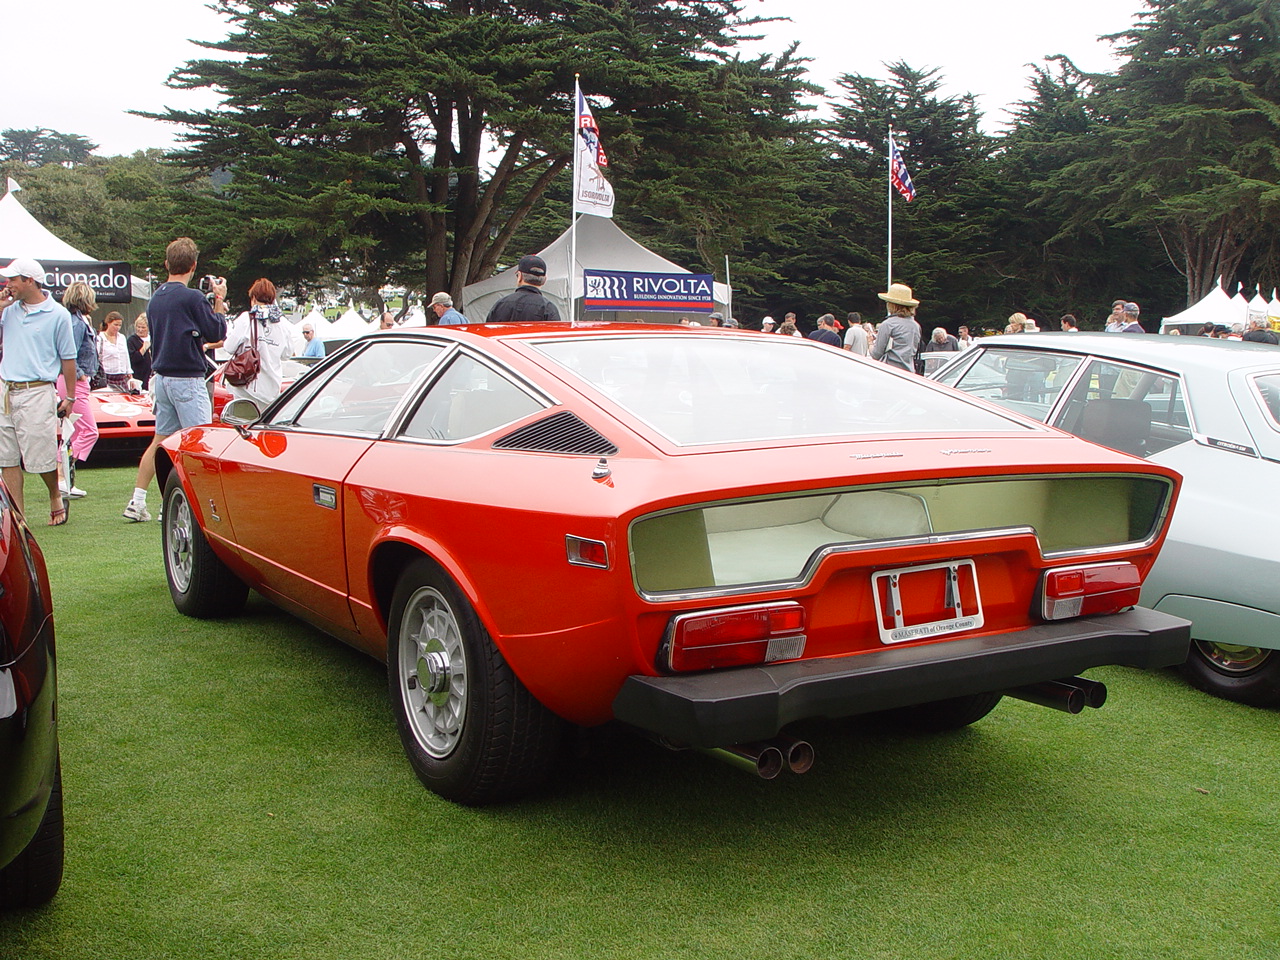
[160,324,1187,734]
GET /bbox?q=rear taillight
[1040,562,1142,620]
[663,602,806,672]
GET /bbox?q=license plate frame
[871,559,984,644]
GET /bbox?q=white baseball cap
[0,257,46,284]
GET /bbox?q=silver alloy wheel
[165,489,194,593]
[398,585,468,759]
[1194,640,1272,674]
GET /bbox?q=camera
[198,275,226,302]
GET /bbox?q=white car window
[1054,359,1191,458]
[934,348,1083,422]
[1252,373,1280,429]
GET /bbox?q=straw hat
[878,282,920,307]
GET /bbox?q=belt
[5,380,53,390]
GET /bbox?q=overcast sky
[2,0,1146,158]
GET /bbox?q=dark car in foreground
[933,332,1280,706]
[0,483,62,908]
[157,324,1190,804]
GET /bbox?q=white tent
[1160,284,1248,333]
[0,186,151,305]
[461,216,731,323]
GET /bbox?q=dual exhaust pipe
[1004,676,1107,714]
[697,735,815,780]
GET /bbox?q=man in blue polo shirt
[124,237,227,522]
[0,257,78,524]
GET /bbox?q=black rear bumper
[611,607,1190,747]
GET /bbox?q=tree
[0,129,98,166]
[1057,0,1280,305]
[148,0,816,304]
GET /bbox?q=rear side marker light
[663,602,807,672]
[566,535,609,569]
[1041,562,1142,620]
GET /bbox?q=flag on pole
[573,81,615,218]
[889,134,916,202]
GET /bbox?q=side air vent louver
[493,411,619,456]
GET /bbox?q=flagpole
[886,126,893,291]
[570,75,580,322]
[724,254,732,322]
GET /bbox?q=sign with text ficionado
[2,259,134,304]
[583,270,714,313]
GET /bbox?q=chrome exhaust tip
[771,735,815,775]
[697,742,785,780]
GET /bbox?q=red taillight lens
[1041,562,1142,620]
[665,603,807,672]
[565,535,608,569]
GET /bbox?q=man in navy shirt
[485,255,561,323]
[124,237,227,521]
[808,313,842,347]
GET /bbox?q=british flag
[889,134,916,202]
[578,88,608,168]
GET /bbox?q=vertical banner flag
[889,133,916,202]
[573,81,615,218]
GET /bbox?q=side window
[1253,373,1280,429]
[286,341,445,435]
[400,354,545,441]
[1055,360,1191,458]
[938,349,1082,422]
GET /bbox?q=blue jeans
[153,374,211,435]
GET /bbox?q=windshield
[533,335,1028,445]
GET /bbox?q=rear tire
[162,472,248,619]
[877,692,1004,732]
[1179,641,1280,707]
[388,558,564,805]
[0,756,64,909]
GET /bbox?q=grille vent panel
[493,411,618,456]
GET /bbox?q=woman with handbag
[223,278,292,408]
[97,311,134,392]
[56,282,100,497]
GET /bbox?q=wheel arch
[368,538,496,644]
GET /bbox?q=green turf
[2,463,1276,959]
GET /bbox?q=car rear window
[1253,373,1280,428]
[533,335,1027,445]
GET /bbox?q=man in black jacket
[485,255,562,323]
[123,237,227,522]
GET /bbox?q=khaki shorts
[0,382,59,473]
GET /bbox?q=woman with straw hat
[870,282,923,373]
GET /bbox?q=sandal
[49,506,68,526]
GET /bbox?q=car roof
[968,331,1280,378]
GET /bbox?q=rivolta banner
[8,259,134,304]
[583,269,714,313]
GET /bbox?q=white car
[933,333,1280,707]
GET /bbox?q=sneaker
[62,485,87,499]
[123,501,152,522]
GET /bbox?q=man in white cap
[761,316,776,333]
[871,282,923,373]
[429,292,467,326]
[0,258,78,524]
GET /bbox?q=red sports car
[155,324,1190,804]
[86,385,155,454]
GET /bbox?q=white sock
[132,488,148,504]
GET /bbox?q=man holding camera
[124,237,227,522]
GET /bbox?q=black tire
[0,756,64,909]
[387,558,565,805]
[1179,641,1280,707]
[876,692,1004,733]
[162,472,248,619]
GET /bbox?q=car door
[216,338,447,629]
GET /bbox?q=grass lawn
[2,463,1276,959]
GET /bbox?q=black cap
[517,255,547,277]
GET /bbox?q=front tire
[0,757,64,909]
[162,473,248,619]
[1179,641,1280,707]
[387,559,564,805]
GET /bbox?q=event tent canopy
[0,186,150,302]
[461,216,731,323]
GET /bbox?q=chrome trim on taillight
[565,535,609,569]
